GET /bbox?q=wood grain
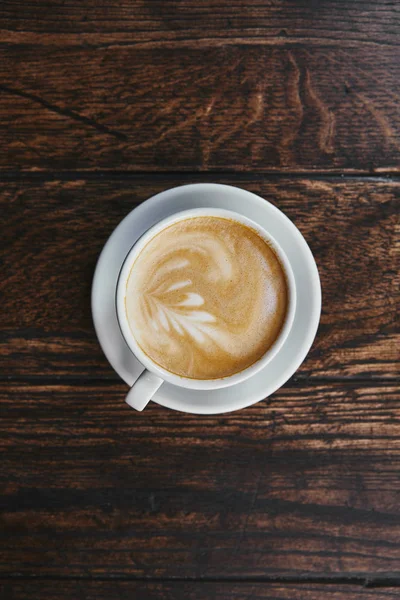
[1,381,400,577]
[1,0,399,43]
[0,36,399,171]
[1,581,399,600]
[1,177,398,379]
[1,0,399,592]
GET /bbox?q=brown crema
[125,217,288,379]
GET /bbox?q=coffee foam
[125,216,288,379]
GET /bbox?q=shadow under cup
[116,208,297,393]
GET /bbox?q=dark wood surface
[1,2,400,173]
[2,381,400,578]
[1,1,400,599]
[1,582,400,600]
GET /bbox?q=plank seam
[0,171,399,182]
[0,574,400,587]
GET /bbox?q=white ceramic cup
[116,208,297,411]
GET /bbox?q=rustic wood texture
[1,0,400,593]
[1,581,400,600]
[1,0,399,40]
[0,1,400,172]
[1,381,400,577]
[1,176,398,379]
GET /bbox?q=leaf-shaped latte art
[145,279,218,346]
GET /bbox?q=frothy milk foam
[125,217,288,379]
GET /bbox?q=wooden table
[1,2,399,599]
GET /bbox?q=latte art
[125,217,288,379]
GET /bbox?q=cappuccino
[125,216,288,379]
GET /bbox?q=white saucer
[92,184,321,414]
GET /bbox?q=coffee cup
[116,208,296,411]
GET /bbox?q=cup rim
[116,207,297,390]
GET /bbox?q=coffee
[125,216,288,379]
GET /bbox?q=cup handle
[125,370,163,411]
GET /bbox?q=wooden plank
[1,177,398,379]
[0,38,399,172]
[1,381,400,577]
[1,0,399,44]
[0,581,399,600]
